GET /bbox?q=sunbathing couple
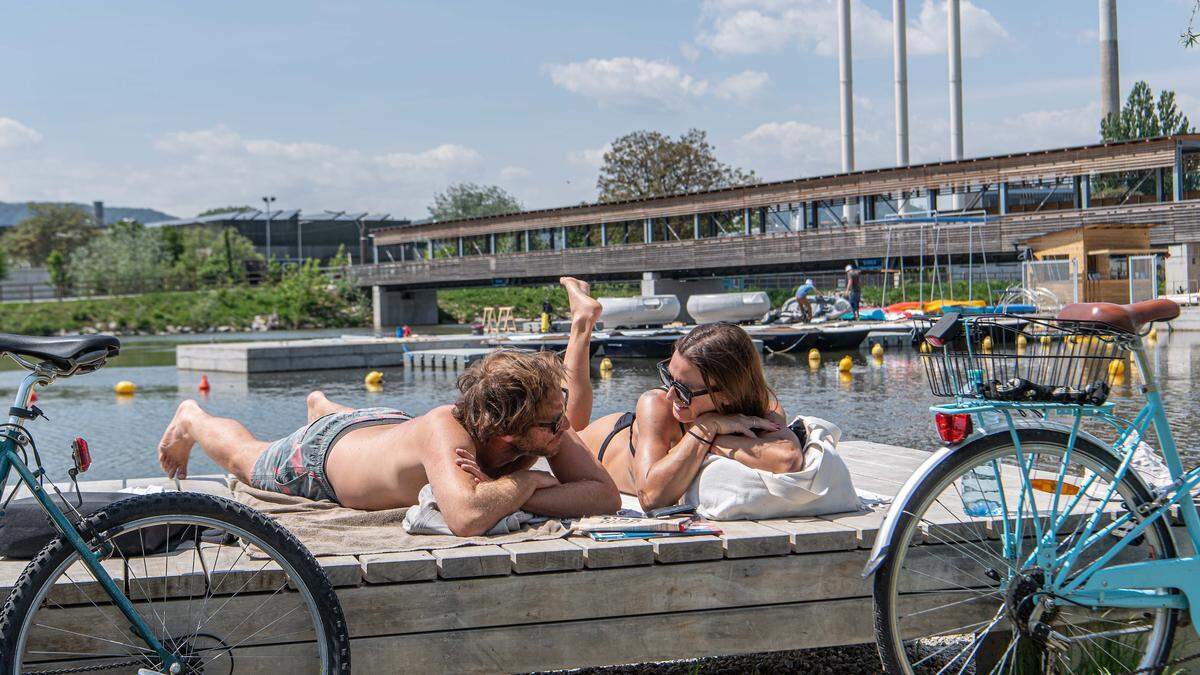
[157,278,806,535]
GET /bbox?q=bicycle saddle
[0,333,120,371]
[1056,299,1180,333]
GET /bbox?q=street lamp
[262,196,276,260]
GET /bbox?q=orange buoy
[198,374,211,392]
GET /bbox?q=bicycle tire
[873,427,1178,674]
[0,491,350,674]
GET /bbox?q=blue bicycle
[0,334,350,673]
[868,299,1192,674]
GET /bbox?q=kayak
[884,301,924,313]
[924,299,987,313]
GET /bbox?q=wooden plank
[316,555,362,587]
[819,508,887,548]
[567,536,655,569]
[359,551,437,584]
[432,546,511,579]
[756,517,859,553]
[501,539,583,574]
[651,535,724,563]
[715,521,790,559]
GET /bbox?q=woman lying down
[560,277,859,520]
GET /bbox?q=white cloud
[737,120,843,175]
[545,57,710,108]
[697,0,1007,58]
[568,144,612,168]
[2,125,487,217]
[499,165,531,180]
[680,42,702,62]
[714,70,771,102]
[0,117,43,150]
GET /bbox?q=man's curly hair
[452,349,564,449]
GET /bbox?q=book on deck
[587,525,724,541]
[571,515,692,533]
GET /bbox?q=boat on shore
[744,323,874,354]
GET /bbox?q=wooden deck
[0,441,940,672]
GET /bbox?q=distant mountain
[0,201,177,227]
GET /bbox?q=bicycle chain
[29,657,150,674]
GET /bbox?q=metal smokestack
[893,0,909,168]
[837,0,856,224]
[947,0,963,162]
[1099,0,1120,123]
[93,201,105,228]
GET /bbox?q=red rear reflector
[934,413,972,444]
[71,437,91,473]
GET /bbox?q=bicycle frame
[0,365,177,669]
[931,331,1200,633]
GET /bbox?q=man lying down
[156,350,621,536]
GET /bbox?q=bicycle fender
[861,419,1125,579]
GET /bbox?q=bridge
[346,135,1200,327]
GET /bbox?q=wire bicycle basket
[917,315,1131,405]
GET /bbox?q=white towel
[402,484,543,535]
[682,416,862,520]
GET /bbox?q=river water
[3,328,1200,484]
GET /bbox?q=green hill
[0,201,176,227]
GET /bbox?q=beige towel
[229,479,568,557]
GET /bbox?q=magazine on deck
[587,524,724,541]
[571,514,693,533]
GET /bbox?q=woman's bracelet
[687,428,716,446]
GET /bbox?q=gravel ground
[533,644,885,675]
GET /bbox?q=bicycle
[867,299,1192,674]
[0,333,350,673]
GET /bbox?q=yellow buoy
[838,355,853,373]
[872,354,884,367]
[1148,327,1158,341]
[1041,335,1053,346]
[1016,334,1027,349]
[808,348,821,360]
[364,371,383,386]
[365,382,383,394]
[870,343,884,357]
[599,357,613,371]
[113,381,136,395]
[919,341,931,353]
[1108,358,1126,377]
[839,371,853,385]
[981,336,993,352]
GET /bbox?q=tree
[1101,81,1195,141]
[45,250,69,298]
[170,226,263,287]
[70,220,168,295]
[197,206,255,217]
[428,183,523,221]
[596,129,757,203]
[0,248,8,284]
[6,203,97,265]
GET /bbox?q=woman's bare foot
[158,400,199,480]
[560,276,602,330]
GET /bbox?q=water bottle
[961,463,1004,517]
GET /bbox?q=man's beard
[509,433,557,458]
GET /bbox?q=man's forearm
[457,475,538,532]
[520,480,619,517]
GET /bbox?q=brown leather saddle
[1056,299,1180,333]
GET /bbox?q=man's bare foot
[158,400,199,480]
[560,276,602,329]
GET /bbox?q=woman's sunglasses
[656,359,715,406]
[533,388,570,431]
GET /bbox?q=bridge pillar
[373,286,439,330]
[641,273,728,324]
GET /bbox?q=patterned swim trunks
[250,407,411,503]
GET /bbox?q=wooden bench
[0,441,975,673]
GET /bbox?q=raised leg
[559,276,602,431]
[307,390,353,422]
[157,400,270,482]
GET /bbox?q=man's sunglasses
[656,359,715,406]
[533,388,570,431]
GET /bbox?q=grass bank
[0,282,369,336]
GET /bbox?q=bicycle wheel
[0,491,350,674]
[873,427,1178,674]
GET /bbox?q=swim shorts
[250,407,411,503]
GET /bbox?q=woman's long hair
[673,322,773,418]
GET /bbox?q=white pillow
[683,415,861,520]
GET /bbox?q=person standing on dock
[844,264,861,320]
[794,279,816,323]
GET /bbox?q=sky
[0,1,1198,220]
